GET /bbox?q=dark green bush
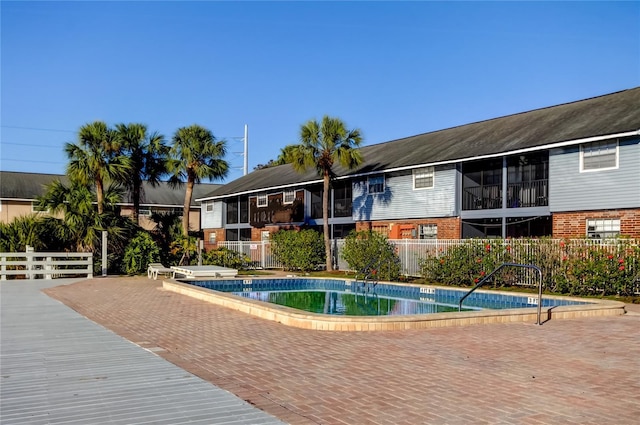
[341,230,401,281]
[123,231,161,275]
[270,229,325,271]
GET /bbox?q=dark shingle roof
[0,171,219,207]
[203,87,640,199]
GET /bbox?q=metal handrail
[458,262,543,325]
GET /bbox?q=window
[261,231,270,241]
[310,188,323,219]
[226,199,238,224]
[368,175,385,194]
[283,190,295,204]
[581,140,618,171]
[239,196,249,223]
[413,167,434,189]
[333,182,352,217]
[208,232,216,244]
[586,218,620,239]
[206,202,213,212]
[257,194,268,207]
[139,208,152,216]
[419,224,438,239]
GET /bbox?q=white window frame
[586,218,620,239]
[368,175,385,194]
[139,208,152,216]
[257,194,268,207]
[208,232,216,244]
[413,167,434,189]
[283,190,295,204]
[419,224,438,239]
[580,140,618,172]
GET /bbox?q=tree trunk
[323,173,332,271]
[183,179,194,236]
[132,180,141,225]
[96,178,104,215]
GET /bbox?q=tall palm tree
[168,124,229,237]
[290,115,363,271]
[65,121,131,215]
[115,123,168,225]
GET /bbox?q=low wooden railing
[0,252,93,280]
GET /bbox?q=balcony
[463,184,502,210]
[463,180,548,210]
[507,179,548,208]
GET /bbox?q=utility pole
[243,124,248,176]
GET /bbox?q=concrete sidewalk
[0,278,285,425]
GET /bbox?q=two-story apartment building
[0,171,219,231]
[198,87,640,248]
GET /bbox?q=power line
[1,125,76,133]
[2,141,65,148]
[1,158,67,165]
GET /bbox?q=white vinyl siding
[353,165,456,220]
[549,138,640,212]
[201,200,223,229]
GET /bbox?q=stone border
[162,279,625,331]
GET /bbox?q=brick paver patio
[45,277,640,425]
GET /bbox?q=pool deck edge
[162,279,625,331]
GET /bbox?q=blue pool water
[183,278,591,317]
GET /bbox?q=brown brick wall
[552,209,640,238]
[203,229,225,251]
[355,218,461,239]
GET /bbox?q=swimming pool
[163,277,625,331]
[184,278,587,316]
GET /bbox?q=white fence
[0,252,94,280]
[218,238,639,278]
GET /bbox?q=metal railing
[458,263,543,325]
[0,252,94,280]
[462,180,549,210]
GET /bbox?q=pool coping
[162,278,626,331]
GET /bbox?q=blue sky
[2,1,639,183]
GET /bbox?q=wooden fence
[0,252,94,280]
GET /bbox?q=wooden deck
[0,278,284,425]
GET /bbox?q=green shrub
[123,231,161,275]
[420,239,503,287]
[270,229,325,271]
[341,230,401,281]
[203,247,250,269]
[554,239,640,296]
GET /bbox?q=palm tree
[290,115,363,271]
[115,123,168,225]
[65,121,131,215]
[168,124,229,237]
[37,179,127,252]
